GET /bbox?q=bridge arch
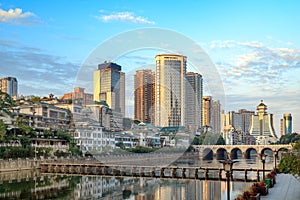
[274,148,289,159]
[202,148,213,160]
[245,148,257,159]
[230,148,242,160]
[260,147,273,156]
[216,148,227,160]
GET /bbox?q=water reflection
[0,152,280,200]
[0,170,253,200]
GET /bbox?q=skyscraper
[281,113,292,135]
[134,69,154,123]
[249,100,277,144]
[212,99,221,134]
[202,96,212,128]
[0,76,18,98]
[154,54,186,127]
[185,72,203,130]
[93,62,125,116]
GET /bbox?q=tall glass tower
[154,54,186,127]
[0,76,18,98]
[283,113,292,134]
[93,62,125,116]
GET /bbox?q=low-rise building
[12,101,71,130]
[74,118,115,154]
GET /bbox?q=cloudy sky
[0,0,299,135]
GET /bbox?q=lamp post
[220,159,238,200]
[261,153,267,181]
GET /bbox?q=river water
[0,151,277,200]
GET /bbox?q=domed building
[249,100,278,144]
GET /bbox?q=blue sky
[0,0,299,134]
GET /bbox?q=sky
[0,0,299,135]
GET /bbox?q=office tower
[249,100,277,144]
[202,96,212,127]
[227,109,255,134]
[186,72,203,130]
[134,69,154,123]
[282,113,292,135]
[93,62,125,116]
[212,99,221,134]
[154,54,186,127]
[223,109,255,144]
[0,76,18,97]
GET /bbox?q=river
[0,150,277,200]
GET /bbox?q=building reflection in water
[0,171,253,200]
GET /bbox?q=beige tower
[202,96,212,127]
[154,54,186,127]
[134,69,154,123]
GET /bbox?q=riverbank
[261,174,300,200]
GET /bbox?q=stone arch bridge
[192,144,293,160]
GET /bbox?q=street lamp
[261,153,267,181]
[220,159,238,200]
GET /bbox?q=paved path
[261,174,300,200]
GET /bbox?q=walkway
[261,174,300,200]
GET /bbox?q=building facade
[154,54,187,127]
[61,87,93,106]
[134,69,154,124]
[0,76,18,98]
[212,99,221,134]
[185,72,203,131]
[249,100,278,144]
[202,96,212,128]
[281,113,292,135]
[94,62,125,117]
[222,109,255,144]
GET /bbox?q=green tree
[279,133,299,144]
[15,116,32,135]
[278,141,300,175]
[191,132,225,145]
[116,141,125,149]
[28,96,41,103]
[0,91,15,117]
[0,119,7,141]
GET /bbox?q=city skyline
[0,0,299,134]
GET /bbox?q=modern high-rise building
[0,76,18,98]
[225,109,255,133]
[134,69,154,124]
[222,109,255,144]
[93,62,125,117]
[281,113,292,135]
[249,100,277,144]
[185,72,203,130]
[154,54,187,127]
[212,99,221,134]
[202,96,212,127]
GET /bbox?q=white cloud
[96,11,155,25]
[0,7,40,25]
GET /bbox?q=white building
[249,100,278,144]
[74,119,115,154]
